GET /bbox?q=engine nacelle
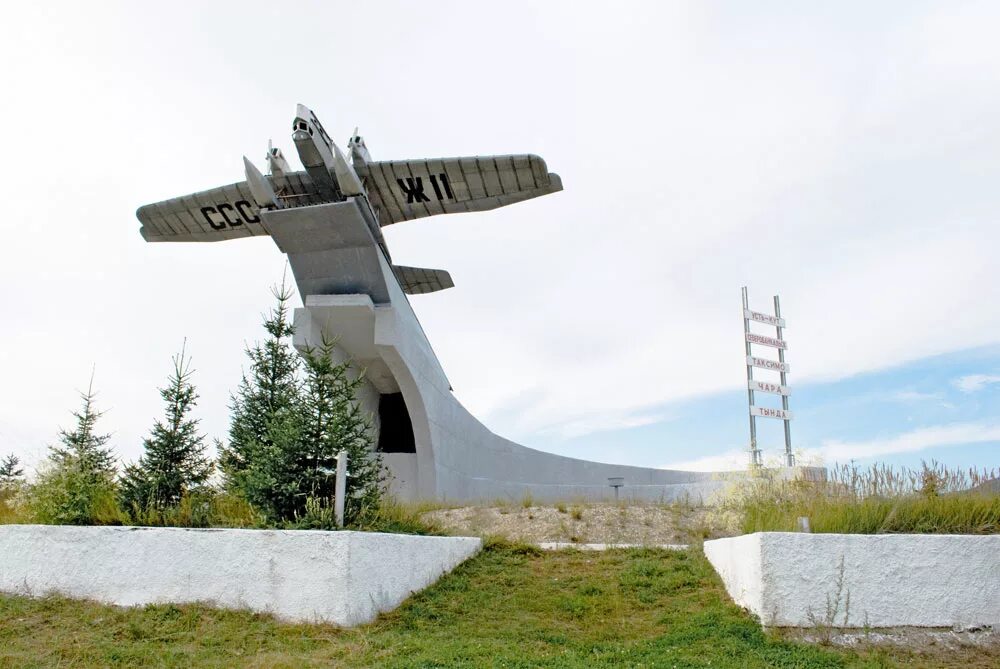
[292,104,340,200]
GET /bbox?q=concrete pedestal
[262,200,737,503]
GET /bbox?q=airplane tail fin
[392,265,454,295]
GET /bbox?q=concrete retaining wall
[0,525,481,626]
[704,532,1000,628]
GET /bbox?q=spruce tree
[0,454,24,504]
[31,377,120,525]
[222,280,384,525]
[220,281,306,521]
[300,339,382,525]
[49,378,116,478]
[0,454,23,484]
[120,343,213,513]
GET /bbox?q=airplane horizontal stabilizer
[392,265,454,295]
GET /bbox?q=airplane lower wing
[360,154,562,226]
[392,265,455,295]
[136,172,323,242]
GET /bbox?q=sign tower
[741,287,793,468]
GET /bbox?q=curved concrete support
[265,200,734,503]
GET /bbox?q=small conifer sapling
[120,342,213,513]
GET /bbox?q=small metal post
[774,295,793,468]
[608,477,624,502]
[334,450,348,528]
[742,287,760,468]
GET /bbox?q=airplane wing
[359,154,562,227]
[136,172,322,242]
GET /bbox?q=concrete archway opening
[377,393,416,454]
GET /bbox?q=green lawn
[0,544,986,668]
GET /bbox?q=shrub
[28,463,123,526]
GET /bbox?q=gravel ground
[421,503,737,545]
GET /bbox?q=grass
[0,539,988,669]
[722,461,1000,536]
[740,490,1000,535]
[3,544,986,668]
[351,497,445,535]
[0,485,443,536]
[0,491,23,525]
[4,462,998,666]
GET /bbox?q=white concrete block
[704,533,1000,628]
[0,525,481,626]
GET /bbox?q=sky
[1,1,999,476]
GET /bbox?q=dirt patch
[420,503,737,544]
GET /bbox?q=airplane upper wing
[137,155,562,242]
[358,154,562,226]
[136,172,323,242]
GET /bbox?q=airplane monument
[137,104,726,502]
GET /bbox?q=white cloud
[887,390,941,402]
[536,410,668,440]
[952,374,1000,393]
[664,421,1000,472]
[662,449,749,473]
[814,422,1000,462]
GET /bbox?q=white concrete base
[0,525,481,626]
[704,533,1000,628]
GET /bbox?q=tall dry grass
[720,461,1000,535]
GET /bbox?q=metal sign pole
[334,450,348,528]
[742,287,760,468]
[773,295,793,467]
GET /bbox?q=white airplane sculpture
[136,104,562,295]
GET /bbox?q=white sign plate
[744,309,786,328]
[746,356,790,373]
[750,406,793,420]
[748,380,790,396]
[745,333,787,349]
